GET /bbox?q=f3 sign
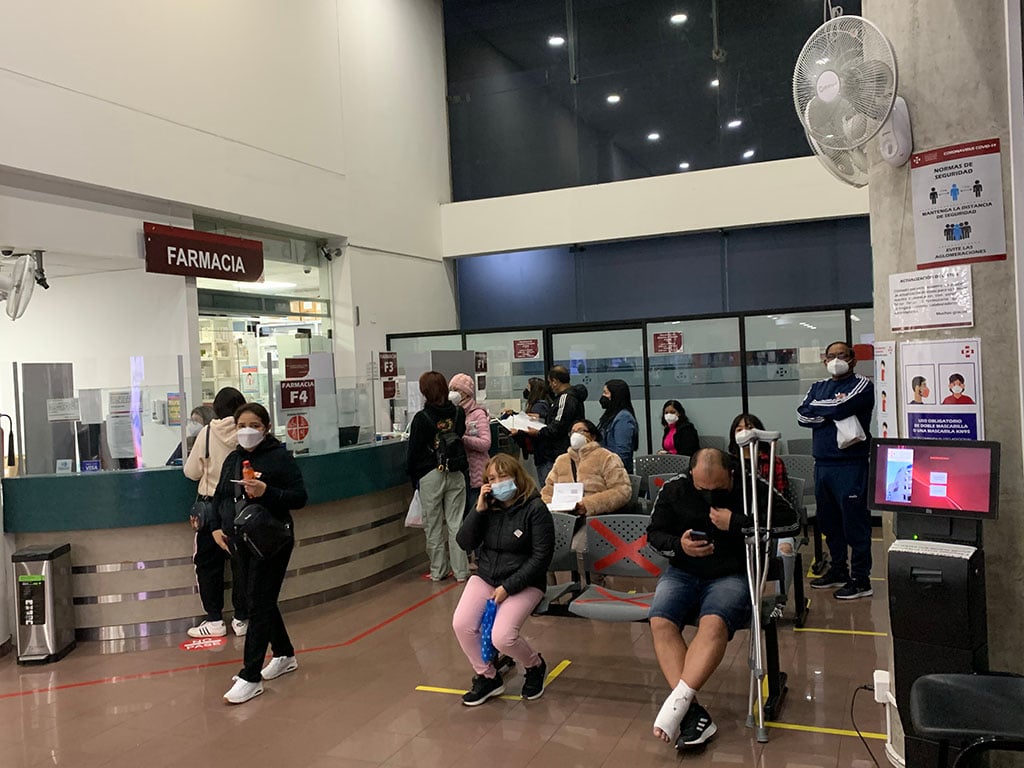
[280,379,316,409]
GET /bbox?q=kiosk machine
[870,438,1000,768]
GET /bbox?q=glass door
[551,327,648,454]
[646,319,743,454]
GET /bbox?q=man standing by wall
[797,341,875,600]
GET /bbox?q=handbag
[234,497,293,559]
[189,426,217,532]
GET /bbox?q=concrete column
[863,0,1024,668]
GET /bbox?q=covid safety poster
[899,338,983,440]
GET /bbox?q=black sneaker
[810,566,849,589]
[834,580,873,600]
[521,655,547,700]
[461,673,505,706]
[676,701,717,749]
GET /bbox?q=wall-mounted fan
[793,14,912,186]
[0,253,38,320]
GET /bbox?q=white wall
[440,156,870,257]
[0,0,450,260]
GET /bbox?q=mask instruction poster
[874,341,896,439]
[911,138,1006,268]
[900,338,983,439]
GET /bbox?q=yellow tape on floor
[766,720,887,741]
[794,627,888,637]
[415,659,572,701]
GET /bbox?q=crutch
[735,427,780,744]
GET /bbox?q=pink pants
[452,575,544,677]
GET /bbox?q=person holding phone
[451,454,554,706]
[645,448,795,752]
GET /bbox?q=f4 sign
[280,379,316,409]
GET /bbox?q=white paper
[548,482,584,512]
[498,412,545,433]
[46,397,81,422]
[106,414,136,459]
[889,266,974,332]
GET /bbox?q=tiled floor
[0,541,891,767]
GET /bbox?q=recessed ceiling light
[670,13,688,24]
[743,148,755,159]
[851,314,861,322]
[251,281,298,291]
[548,35,565,47]
[606,93,621,104]
[727,118,743,129]
[678,161,690,170]
[710,78,720,87]
[647,132,661,141]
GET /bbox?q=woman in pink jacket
[449,373,492,515]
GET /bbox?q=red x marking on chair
[590,519,662,577]
[654,477,667,488]
[573,586,654,608]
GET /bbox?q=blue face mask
[491,478,517,502]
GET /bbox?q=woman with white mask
[541,420,632,550]
[658,400,700,457]
[210,402,307,705]
[183,388,248,639]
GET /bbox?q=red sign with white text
[179,636,228,651]
[280,379,316,409]
[285,357,310,379]
[379,352,399,378]
[286,414,310,441]
[652,332,683,354]
[513,339,539,359]
[143,222,264,282]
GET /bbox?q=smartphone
[689,530,710,542]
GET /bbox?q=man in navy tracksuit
[797,341,875,600]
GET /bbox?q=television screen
[869,438,1000,519]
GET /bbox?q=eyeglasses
[824,351,852,361]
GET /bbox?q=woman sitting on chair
[452,454,554,706]
[542,420,632,549]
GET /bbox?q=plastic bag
[480,598,497,663]
[835,415,867,449]
[405,491,424,528]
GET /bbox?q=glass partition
[551,327,648,454]
[647,319,743,453]
[744,310,848,447]
[465,330,546,415]
[389,334,463,361]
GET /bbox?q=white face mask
[186,421,203,437]
[237,427,264,450]
[826,358,850,377]
[448,391,463,405]
[569,432,588,451]
[951,385,964,394]
[664,413,679,425]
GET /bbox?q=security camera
[303,266,312,274]
[1,248,13,257]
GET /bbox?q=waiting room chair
[633,454,690,499]
[534,511,582,615]
[778,454,827,576]
[910,673,1024,768]
[626,473,644,513]
[647,473,681,507]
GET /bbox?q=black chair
[910,673,1024,768]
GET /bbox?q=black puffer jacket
[456,492,554,595]
[212,435,308,533]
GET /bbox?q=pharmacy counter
[1,440,422,641]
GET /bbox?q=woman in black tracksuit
[211,402,307,705]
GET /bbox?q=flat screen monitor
[868,438,1000,519]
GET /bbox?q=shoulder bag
[234,495,293,559]
[189,426,218,531]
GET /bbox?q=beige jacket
[183,417,239,496]
[541,440,632,515]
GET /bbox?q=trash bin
[13,543,75,664]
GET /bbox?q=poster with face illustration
[899,338,983,439]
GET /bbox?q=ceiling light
[851,314,861,322]
[678,161,690,170]
[727,118,743,129]
[251,281,298,291]
[710,78,720,87]
[670,13,688,24]
[743,148,755,159]
[548,35,565,47]
[647,132,661,141]
[606,93,621,104]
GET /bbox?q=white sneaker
[223,676,263,704]
[187,620,226,638]
[231,618,248,636]
[261,655,299,680]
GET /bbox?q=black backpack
[434,417,468,473]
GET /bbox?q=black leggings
[194,529,248,622]
[237,539,295,682]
